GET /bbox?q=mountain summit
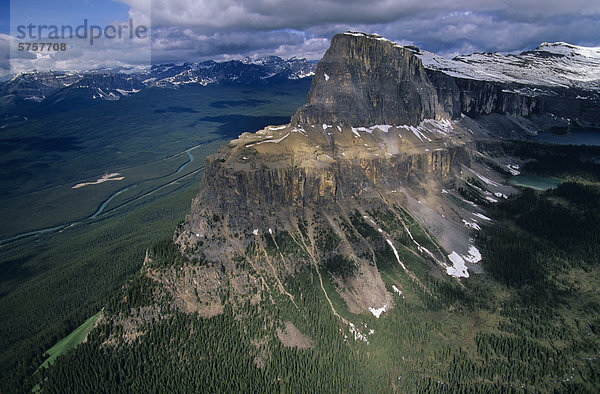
[293,32,441,126]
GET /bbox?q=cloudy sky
[3,0,600,75]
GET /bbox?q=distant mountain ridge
[4,39,600,106]
[417,40,600,91]
[0,56,316,103]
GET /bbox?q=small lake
[508,174,561,191]
[531,129,600,146]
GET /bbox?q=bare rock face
[292,33,443,127]
[196,142,463,211]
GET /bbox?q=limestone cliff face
[427,69,600,125]
[426,70,539,118]
[292,33,443,127]
[197,145,462,211]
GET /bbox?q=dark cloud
[136,0,599,32]
[126,0,600,62]
[150,28,307,63]
[349,11,600,56]
[8,0,600,74]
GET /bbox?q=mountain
[0,70,81,103]
[143,56,315,88]
[172,32,600,317]
[29,32,600,392]
[296,33,600,129]
[0,56,316,104]
[417,40,600,128]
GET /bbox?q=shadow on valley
[0,256,33,294]
[209,98,270,109]
[241,89,292,96]
[197,114,292,138]
[153,106,197,114]
[0,136,82,154]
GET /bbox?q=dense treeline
[472,181,600,391]
[481,183,600,287]
[145,238,187,269]
[0,182,200,392]
[510,141,600,181]
[38,270,387,393]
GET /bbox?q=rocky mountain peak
[292,32,444,127]
[535,41,600,58]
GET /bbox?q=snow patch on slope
[369,305,387,318]
[462,245,482,264]
[447,252,469,278]
[386,239,407,271]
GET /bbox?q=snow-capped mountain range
[415,41,600,92]
[0,56,316,103]
[2,40,599,105]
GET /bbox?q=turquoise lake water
[508,174,562,191]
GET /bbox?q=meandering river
[0,146,203,246]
